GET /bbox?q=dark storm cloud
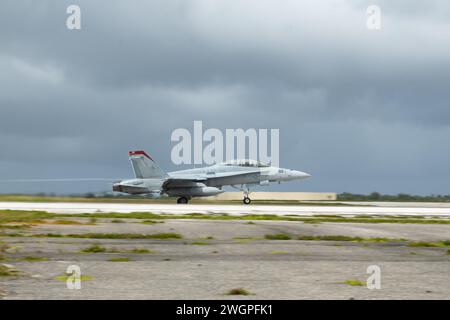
[0,0,449,194]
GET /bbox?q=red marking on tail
[128,150,153,160]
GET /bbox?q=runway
[1,201,449,299]
[1,201,450,216]
[1,217,449,299]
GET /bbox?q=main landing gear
[177,197,189,204]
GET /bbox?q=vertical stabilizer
[128,151,167,179]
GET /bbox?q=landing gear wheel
[243,197,251,205]
[177,197,189,204]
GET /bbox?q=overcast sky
[0,0,449,195]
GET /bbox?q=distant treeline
[25,192,147,199]
[2,192,450,202]
[337,192,450,202]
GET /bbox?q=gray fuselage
[115,161,310,196]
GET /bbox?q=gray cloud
[0,0,449,194]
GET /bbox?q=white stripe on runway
[1,202,450,216]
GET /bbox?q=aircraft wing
[162,177,207,189]
[162,170,261,189]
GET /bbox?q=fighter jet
[113,150,311,204]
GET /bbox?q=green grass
[54,274,93,281]
[2,229,446,248]
[48,220,86,225]
[0,210,54,224]
[69,233,182,240]
[341,280,365,286]
[108,257,131,262]
[0,210,93,226]
[0,254,4,261]
[68,212,450,224]
[232,236,260,243]
[33,233,64,238]
[226,288,253,295]
[297,217,450,225]
[1,232,183,240]
[129,248,154,254]
[141,220,156,224]
[1,209,449,225]
[81,245,155,254]
[191,241,210,245]
[0,264,19,277]
[110,219,125,223]
[263,234,409,243]
[141,220,164,224]
[265,233,292,240]
[0,224,32,230]
[80,244,107,253]
[408,241,450,248]
[297,235,407,243]
[447,249,450,255]
[21,256,49,262]
[233,236,259,240]
[269,250,289,255]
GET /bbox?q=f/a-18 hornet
[113,151,311,204]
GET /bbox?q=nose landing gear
[231,184,252,205]
[242,187,252,204]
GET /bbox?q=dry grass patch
[191,241,210,245]
[21,256,48,262]
[0,264,19,277]
[108,257,131,262]
[408,241,450,248]
[226,288,253,295]
[269,250,289,255]
[80,244,107,253]
[265,234,292,240]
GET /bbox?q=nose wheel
[177,197,189,204]
[231,184,252,205]
[243,188,252,204]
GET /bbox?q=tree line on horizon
[337,192,450,202]
[1,191,449,202]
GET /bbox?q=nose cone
[294,170,311,179]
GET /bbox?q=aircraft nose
[294,170,311,179]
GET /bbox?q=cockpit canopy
[219,159,270,167]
